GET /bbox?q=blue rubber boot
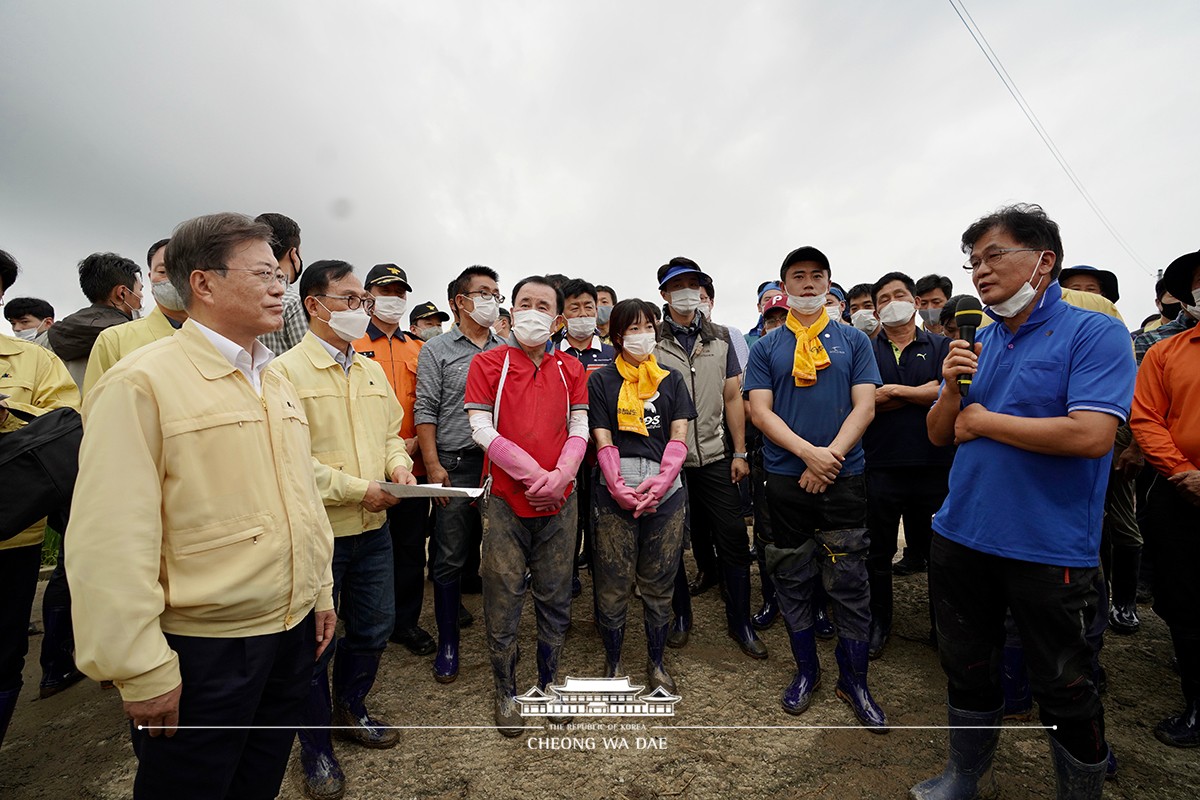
[909,703,1002,799]
[781,628,821,715]
[432,578,461,683]
[834,638,887,733]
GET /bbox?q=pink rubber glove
[526,436,587,504]
[597,445,642,513]
[487,436,548,487]
[634,440,688,517]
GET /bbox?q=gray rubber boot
[490,645,523,738]
[909,704,1002,799]
[1048,737,1107,800]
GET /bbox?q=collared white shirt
[192,319,274,392]
[315,336,356,375]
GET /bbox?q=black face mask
[1161,301,1182,320]
[291,251,304,284]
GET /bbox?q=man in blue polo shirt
[745,245,886,732]
[862,271,953,660]
[914,204,1135,800]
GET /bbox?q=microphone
[954,296,984,397]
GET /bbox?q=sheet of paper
[378,482,484,499]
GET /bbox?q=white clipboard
[378,482,484,500]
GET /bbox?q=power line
[947,0,1153,275]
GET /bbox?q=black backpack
[0,406,83,540]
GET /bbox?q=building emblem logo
[514,676,680,718]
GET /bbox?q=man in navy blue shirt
[914,204,1135,799]
[745,246,886,732]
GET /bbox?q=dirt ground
[3,545,1196,800]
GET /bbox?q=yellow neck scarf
[785,308,831,386]
[615,353,670,436]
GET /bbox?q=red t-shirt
[464,345,589,517]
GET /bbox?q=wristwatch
[732,452,748,460]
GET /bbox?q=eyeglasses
[963,248,1044,272]
[223,267,288,285]
[314,294,376,313]
[461,290,505,304]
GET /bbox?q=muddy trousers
[482,493,577,653]
[763,473,871,641]
[930,533,1105,764]
[593,488,686,630]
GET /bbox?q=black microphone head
[954,295,984,331]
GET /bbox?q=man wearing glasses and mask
[916,204,1134,799]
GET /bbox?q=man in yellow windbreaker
[269,259,416,800]
[66,213,336,800]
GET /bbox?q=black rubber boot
[645,621,676,694]
[909,703,1002,799]
[38,605,83,699]
[1107,544,1141,635]
[1048,736,1107,799]
[781,628,821,715]
[867,557,893,660]
[432,578,461,683]
[667,561,692,649]
[599,624,625,678]
[0,686,19,751]
[490,645,523,737]
[537,640,571,724]
[332,650,398,748]
[834,638,887,733]
[1154,699,1200,748]
[722,565,768,659]
[298,670,345,800]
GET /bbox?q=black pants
[930,534,1105,763]
[865,466,949,629]
[389,494,431,631]
[1144,474,1200,702]
[0,544,41,692]
[130,613,316,800]
[683,459,752,570]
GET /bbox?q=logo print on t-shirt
[643,391,661,428]
[643,391,660,414]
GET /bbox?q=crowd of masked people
[0,203,1197,800]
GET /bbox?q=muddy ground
[3,543,1196,800]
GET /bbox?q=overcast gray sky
[2,0,1197,335]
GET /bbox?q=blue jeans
[318,525,395,669]
[431,449,485,583]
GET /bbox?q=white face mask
[14,326,41,341]
[151,280,186,312]
[988,252,1046,318]
[668,287,702,315]
[787,293,826,315]
[622,332,657,358]
[851,309,880,334]
[372,296,407,325]
[566,316,597,340]
[321,303,371,343]
[418,325,441,341]
[465,295,500,328]
[698,302,713,318]
[511,309,555,347]
[1186,287,1200,319]
[878,300,916,327]
[824,304,843,322]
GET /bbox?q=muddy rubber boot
[722,565,767,659]
[491,645,523,738]
[834,639,887,733]
[667,564,692,649]
[331,650,399,748]
[0,686,20,751]
[781,628,821,715]
[38,605,83,699]
[909,703,1002,800]
[432,578,461,683]
[599,624,625,678]
[1001,645,1034,722]
[1107,544,1141,635]
[298,670,345,800]
[1048,737,1107,799]
[645,621,676,694]
[537,641,571,724]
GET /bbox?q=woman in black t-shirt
[587,299,696,694]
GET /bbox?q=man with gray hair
[67,212,336,799]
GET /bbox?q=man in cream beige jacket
[67,213,336,800]
[270,260,415,800]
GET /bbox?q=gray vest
[655,314,733,468]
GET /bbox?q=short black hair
[779,246,831,282]
[450,265,500,318]
[847,283,874,303]
[871,272,916,305]
[78,252,140,303]
[608,299,660,353]
[961,203,1064,280]
[914,273,953,299]
[1154,278,1168,302]
[298,259,355,321]
[701,280,716,301]
[561,278,598,305]
[595,285,617,303]
[939,294,975,328]
[254,213,301,260]
[3,297,54,322]
[0,249,18,293]
[146,238,171,269]
[543,273,571,291]
[511,275,565,314]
